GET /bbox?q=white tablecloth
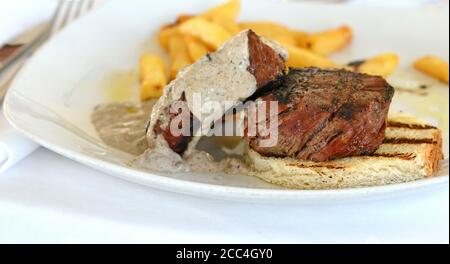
[0,148,448,243]
[0,0,449,244]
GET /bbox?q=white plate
[4,0,449,203]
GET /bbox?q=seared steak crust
[153,93,198,155]
[247,30,286,88]
[246,68,395,162]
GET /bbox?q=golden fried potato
[240,21,291,35]
[175,14,193,24]
[357,53,399,77]
[158,15,194,51]
[414,56,449,84]
[286,45,338,68]
[298,25,353,55]
[271,35,298,47]
[158,25,179,51]
[202,0,240,21]
[185,35,210,62]
[179,17,232,50]
[168,34,192,79]
[217,20,241,35]
[202,0,241,34]
[239,21,306,47]
[140,54,168,100]
[291,30,310,47]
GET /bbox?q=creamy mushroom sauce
[92,100,155,156]
[91,100,249,173]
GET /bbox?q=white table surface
[0,147,448,243]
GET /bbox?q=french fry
[158,15,193,51]
[202,0,241,34]
[175,14,193,24]
[414,56,449,84]
[158,25,179,51]
[140,54,168,100]
[217,20,241,35]
[239,21,291,35]
[286,45,338,68]
[179,17,232,50]
[184,35,210,62]
[202,0,240,22]
[292,30,310,47]
[356,53,399,77]
[299,25,353,55]
[239,22,306,47]
[271,35,298,47]
[169,34,193,80]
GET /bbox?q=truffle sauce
[91,100,249,173]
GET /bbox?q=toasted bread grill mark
[287,163,346,169]
[387,121,437,130]
[246,115,443,189]
[369,153,417,160]
[383,137,438,144]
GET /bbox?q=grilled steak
[149,30,286,155]
[152,93,199,155]
[245,68,395,162]
[247,30,286,87]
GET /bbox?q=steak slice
[245,68,395,162]
[148,30,287,155]
[247,30,286,87]
[152,93,199,155]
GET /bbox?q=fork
[0,0,95,100]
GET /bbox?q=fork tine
[58,0,76,30]
[79,0,95,17]
[0,0,96,100]
[86,0,95,11]
[48,0,65,35]
[73,0,86,19]
[51,0,90,36]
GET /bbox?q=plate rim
[4,99,449,203]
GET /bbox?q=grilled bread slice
[245,113,444,189]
